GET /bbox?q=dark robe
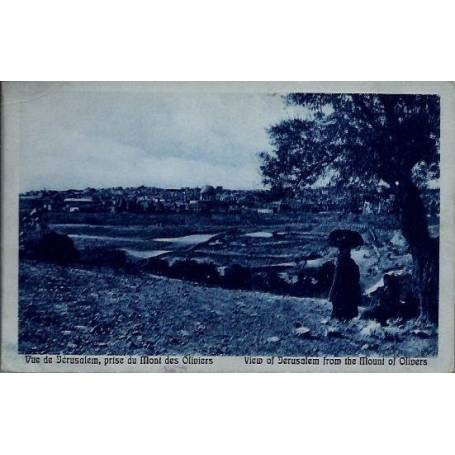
[328,256,362,320]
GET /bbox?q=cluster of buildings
[20,185,258,215]
[19,185,440,217]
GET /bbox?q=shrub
[292,274,318,297]
[142,258,170,275]
[251,270,289,294]
[168,260,193,280]
[23,231,79,264]
[223,264,252,290]
[192,262,220,285]
[250,272,268,291]
[169,260,220,284]
[266,270,289,293]
[293,260,336,297]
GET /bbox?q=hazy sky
[15,83,301,191]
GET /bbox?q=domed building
[200,185,216,202]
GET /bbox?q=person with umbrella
[328,229,364,320]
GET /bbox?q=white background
[1,1,454,454]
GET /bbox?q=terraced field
[48,211,425,294]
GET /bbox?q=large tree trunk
[395,177,439,324]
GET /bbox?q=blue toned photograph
[18,84,439,358]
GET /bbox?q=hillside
[19,260,437,357]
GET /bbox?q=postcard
[1,82,454,372]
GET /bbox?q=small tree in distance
[259,93,440,323]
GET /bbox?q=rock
[390,231,406,248]
[195,323,205,335]
[383,326,402,341]
[325,327,343,338]
[75,325,90,333]
[293,326,311,337]
[359,321,384,339]
[411,329,432,339]
[266,336,280,343]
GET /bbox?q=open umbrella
[328,229,363,249]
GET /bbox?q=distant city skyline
[16,83,304,192]
[21,184,265,194]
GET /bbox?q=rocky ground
[19,260,437,357]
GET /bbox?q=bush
[142,258,170,275]
[193,262,220,284]
[222,264,252,290]
[266,270,289,293]
[293,260,335,297]
[169,260,220,284]
[23,231,79,264]
[251,270,289,294]
[292,275,318,297]
[250,271,267,291]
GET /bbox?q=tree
[259,94,440,323]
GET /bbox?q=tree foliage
[259,93,440,323]
[259,93,440,195]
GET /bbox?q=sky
[14,83,301,192]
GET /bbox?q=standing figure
[328,230,363,320]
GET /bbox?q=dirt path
[19,260,437,357]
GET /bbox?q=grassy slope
[19,260,437,357]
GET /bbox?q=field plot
[50,211,425,292]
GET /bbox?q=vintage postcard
[1,82,454,372]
